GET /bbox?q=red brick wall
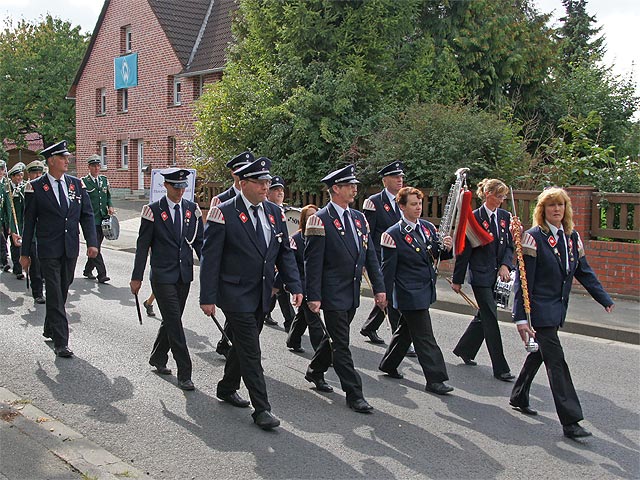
[74,0,222,191]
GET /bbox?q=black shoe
[510,402,538,416]
[143,300,156,317]
[305,373,334,392]
[254,410,280,430]
[83,271,96,279]
[455,352,477,366]
[149,361,172,375]
[2,264,10,272]
[360,329,385,345]
[97,276,110,284]
[563,422,592,439]
[425,382,454,395]
[264,315,278,326]
[406,345,417,357]
[34,296,46,304]
[16,273,25,280]
[288,345,305,353]
[178,379,195,391]
[54,346,74,358]
[495,372,516,382]
[379,367,403,379]
[347,398,373,413]
[217,391,250,408]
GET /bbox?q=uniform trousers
[510,326,583,426]
[453,286,510,376]
[286,302,325,351]
[379,309,448,384]
[217,309,270,416]
[361,304,400,334]
[268,289,295,330]
[27,241,43,298]
[10,238,22,275]
[150,281,192,382]
[307,309,364,403]
[83,225,107,278]
[40,256,77,349]
[1,228,9,265]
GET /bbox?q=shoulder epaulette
[24,181,34,193]
[141,205,154,222]
[521,232,537,257]
[194,205,203,219]
[306,214,325,236]
[210,197,221,207]
[381,231,397,248]
[80,178,87,189]
[363,198,376,211]
[207,206,225,224]
[575,231,585,258]
[289,236,297,249]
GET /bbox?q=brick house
[2,133,45,171]
[67,0,235,195]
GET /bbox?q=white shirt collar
[483,203,497,218]
[240,192,262,211]
[165,196,180,210]
[545,220,564,237]
[330,201,349,218]
[47,172,64,183]
[384,189,396,204]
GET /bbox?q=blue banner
[114,53,138,89]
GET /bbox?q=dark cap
[236,157,272,181]
[8,162,26,176]
[26,160,45,173]
[40,140,71,159]
[321,164,359,188]
[270,176,285,189]
[161,168,191,188]
[87,154,101,165]
[378,161,405,177]
[226,151,255,171]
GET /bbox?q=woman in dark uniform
[510,187,614,439]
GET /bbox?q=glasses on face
[247,179,271,187]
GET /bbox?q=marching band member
[200,157,302,430]
[303,165,386,413]
[451,178,515,381]
[378,187,454,394]
[6,162,26,280]
[130,168,204,390]
[510,187,614,438]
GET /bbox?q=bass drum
[284,206,302,235]
[101,215,120,240]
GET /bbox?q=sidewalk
[107,198,639,345]
[0,387,152,480]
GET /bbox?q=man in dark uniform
[360,161,404,345]
[304,165,387,413]
[6,162,26,280]
[264,175,296,329]
[130,168,204,391]
[12,160,46,303]
[200,157,302,430]
[210,150,254,358]
[20,140,98,358]
[82,154,115,283]
[0,159,11,271]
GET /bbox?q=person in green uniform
[0,159,10,271]
[5,162,26,279]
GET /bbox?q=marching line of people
[4,142,615,438]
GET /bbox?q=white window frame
[100,88,106,114]
[121,88,128,112]
[100,142,108,169]
[121,141,129,169]
[173,77,182,106]
[125,26,132,52]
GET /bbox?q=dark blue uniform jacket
[363,189,401,260]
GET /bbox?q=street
[1,247,639,479]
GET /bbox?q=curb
[0,387,153,480]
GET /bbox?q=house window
[121,142,129,169]
[173,77,182,105]
[100,142,108,169]
[97,88,106,115]
[121,25,132,53]
[168,137,177,166]
[194,75,204,100]
[118,88,128,112]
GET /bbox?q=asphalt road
[1,248,639,479]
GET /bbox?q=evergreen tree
[558,0,605,68]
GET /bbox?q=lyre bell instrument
[438,167,469,252]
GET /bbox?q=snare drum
[493,270,515,310]
[284,206,302,234]
[101,215,120,240]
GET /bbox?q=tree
[558,0,605,68]
[0,15,89,149]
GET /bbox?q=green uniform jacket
[5,181,24,234]
[82,174,113,225]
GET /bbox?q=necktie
[251,205,267,253]
[557,230,568,273]
[56,179,68,216]
[173,204,181,240]
[343,210,358,254]
[490,213,498,240]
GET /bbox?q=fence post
[566,186,597,240]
